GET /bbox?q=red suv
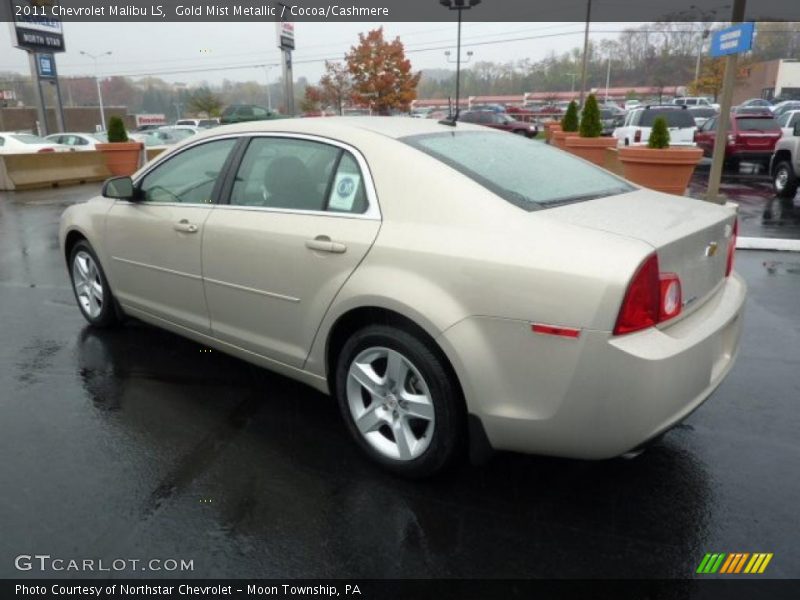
[694,111,783,169]
[459,111,539,138]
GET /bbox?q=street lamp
[80,50,112,131]
[444,50,473,63]
[262,64,274,112]
[439,0,481,122]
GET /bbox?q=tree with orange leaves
[345,27,421,114]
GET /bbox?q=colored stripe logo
[697,553,773,574]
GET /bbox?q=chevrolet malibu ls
[60,118,746,477]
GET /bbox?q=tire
[68,240,120,328]
[335,324,464,478]
[773,160,798,198]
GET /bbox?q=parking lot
[0,178,798,580]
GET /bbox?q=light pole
[80,50,112,131]
[567,72,578,94]
[694,29,711,86]
[578,0,592,107]
[262,64,274,112]
[439,0,481,122]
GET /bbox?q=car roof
[189,116,487,143]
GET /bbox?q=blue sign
[36,53,56,79]
[710,23,755,58]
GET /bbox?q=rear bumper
[727,150,773,162]
[439,273,746,459]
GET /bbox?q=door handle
[173,219,199,233]
[305,235,347,254]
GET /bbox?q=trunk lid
[542,189,736,316]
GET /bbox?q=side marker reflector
[531,324,581,338]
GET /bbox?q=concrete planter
[544,122,562,143]
[551,130,574,150]
[618,146,703,196]
[564,136,618,167]
[96,142,143,176]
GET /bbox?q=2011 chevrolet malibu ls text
[59,117,746,477]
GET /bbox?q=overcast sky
[0,22,627,86]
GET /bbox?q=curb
[737,237,800,252]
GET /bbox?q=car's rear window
[402,131,633,210]
[736,117,780,131]
[639,110,696,128]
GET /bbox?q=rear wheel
[773,160,798,198]
[335,325,463,478]
[69,241,119,328]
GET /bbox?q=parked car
[738,98,773,111]
[469,103,506,113]
[158,125,201,141]
[45,132,108,151]
[694,111,783,170]
[599,108,626,136]
[613,105,697,147]
[770,119,800,197]
[220,104,283,124]
[129,130,180,147]
[623,99,642,111]
[175,118,219,128]
[732,105,776,115]
[59,117,745,477]
[777,110,800,138]
[459,110,538,137]
[770,100,800,118]
[673,97,719,110]
[688,106,718,128]
[0,132,70,154]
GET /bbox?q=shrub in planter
[552,101,579,149]
[96,116,143,176]
[618,115,703,195]
[107,116,129,143]
[561,101,579,133]
[564,94,616,166]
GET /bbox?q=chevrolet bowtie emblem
[705,241,719,257]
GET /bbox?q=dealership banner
[4,579,800,599]
[2,0,799,22]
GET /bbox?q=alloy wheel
[346,346,435,461]
[72,250,104,319]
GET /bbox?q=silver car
[59,118,746,477]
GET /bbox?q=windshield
[11,134,49,144]
[402,131,633,210]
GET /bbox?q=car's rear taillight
[37,147,55,153]
[634,129,642,143]
[726,218,738,277]
[614,253,683,336]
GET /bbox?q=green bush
[561,101,579,132]
[579,94,602,138]
[648,116,671,149]
[107,116,128,143]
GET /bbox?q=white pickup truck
[770,119,800,198]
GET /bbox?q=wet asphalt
[0,179,798,580]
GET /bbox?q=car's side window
[703,117,717,132]
[229,137,367,214]
[238,106,254,118]
[138,139,236,204]
[0,136,4,147]
[253,107,269,118]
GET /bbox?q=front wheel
[335,325,464,477]
[773,160,798,198]
[69,241,120,328]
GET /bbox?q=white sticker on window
[329,172,360,211]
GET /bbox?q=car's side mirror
[794,121,800,137]
[102,176,136,200]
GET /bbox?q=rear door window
[736,117,780,131]
[639,110,696,128]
